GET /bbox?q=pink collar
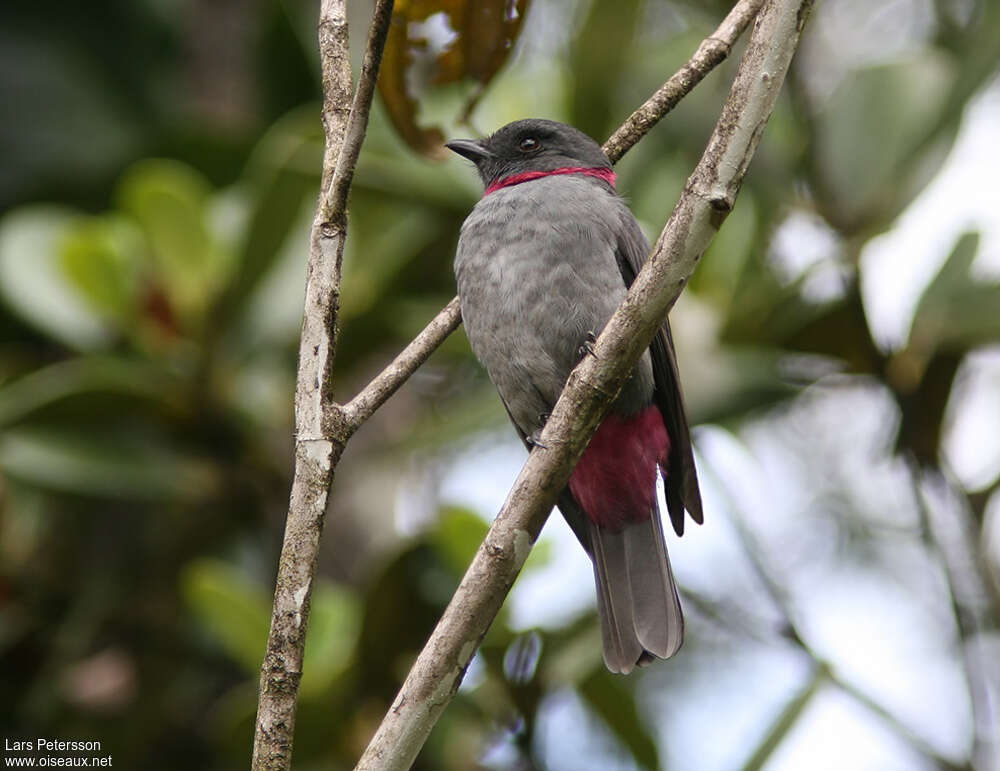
[483,166,617,197]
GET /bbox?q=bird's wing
[613,209,703,535]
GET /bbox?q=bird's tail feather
[588,509,684,674]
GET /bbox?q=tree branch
[340,297,462,432]
[354,2,813,768]
[698,454,973,771]
[251,2,394,769]
[603,0,765,163]
[739,663,829,771]
[910,463,1000,770]
[324,0,394,223]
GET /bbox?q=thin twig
[325,0,395,222]
[354,2,813,768]
[699,453,972,771]
[836,675,972,771]
[340,297,462,432]
[739,663,829,771]
[250,2,395,770]
[603,0,765,163]
[909,461,999,771]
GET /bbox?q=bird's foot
[577,331,598,361]
[527,413,551,449]
[527,429,549,450]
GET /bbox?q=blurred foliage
[2,0,1000,770]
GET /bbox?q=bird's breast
[455,177,654,426]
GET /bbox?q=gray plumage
[455,173,655,431]
[448,119,702,673]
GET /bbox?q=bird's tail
[588,505,684,674]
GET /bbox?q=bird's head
[446,119,611,189]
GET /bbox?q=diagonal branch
[354,1,813,769]
[697,455,972,771]
[251,1,394,770]
[340,297,463,432]
[603,0,764,163]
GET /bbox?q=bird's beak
[445,138,493,162]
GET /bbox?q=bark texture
[251,1,394,769]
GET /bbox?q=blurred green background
[2,0,1000,769]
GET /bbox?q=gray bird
[447,118,702,674]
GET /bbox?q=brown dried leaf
[378,0,529,157]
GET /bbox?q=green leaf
[300,582,361,698]
[684,346,801,427]
[182,559,271,673]
[0,357,181,429]
[117,159,233,327]
[58,215,142,322]
[689,192,758,309]
[910,231,1000,353]
[816,54,955,228]
[432,504,551,583]
[222,108,322,324]
[183,559,359,693]
[541,620,604,685]
[432,505,489,575]
[779,294,882,375]
[578,670,659,770]
[341,206,446,320]
[0,206,109,350]
[568,0,642,137]
[0,427,217,501]
[354,143,479,212]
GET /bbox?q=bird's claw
[577,331,598,360]
[527,429,549,450]
[528,413,551,448]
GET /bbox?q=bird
[447,118,702,674]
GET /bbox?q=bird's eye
[519,137,540,152]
